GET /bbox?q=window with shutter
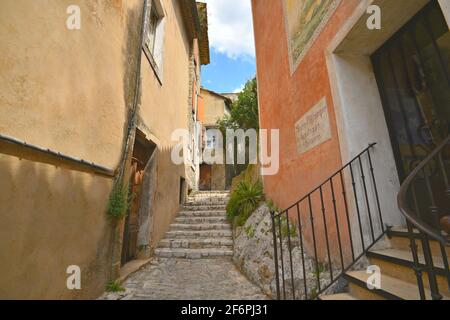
[145,3,158,55]
[142,0,165,83]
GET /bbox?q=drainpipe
[116,0,148,182]
[110,0,148,279]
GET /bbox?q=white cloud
[201,0,255,59]
[233,84,245,93]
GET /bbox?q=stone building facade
[0,0,209,299]
[198,88,233,190]
[252,0,450,260]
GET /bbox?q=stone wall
[230,164,260,192]
[233,204,344,299]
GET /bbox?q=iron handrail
[271,143,386,300]
[397,135,450,245]
[274,143,377,218]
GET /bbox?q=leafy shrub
[226,180,265,227]
[107,182,131,219]
[106,281,125,293]
[266,199,280,213]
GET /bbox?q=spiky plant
[226,180,264,227]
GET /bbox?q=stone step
[189,193,230,198]
[155,248,233,259]
[158,238,233,249]
[175,216,228,224]
[366,248,450,297]
[179,210,227,217]
[170,223,231,231]
[192,191,230,195]
[186,200,229,206]
[319,293,358,300]
[189,195,230,199]
[187,195,229,201]
[387,227,450,257]
[182,204,227,211]
[165,229,233,239]
[345,270,450,300]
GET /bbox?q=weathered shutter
[143,0,152,50]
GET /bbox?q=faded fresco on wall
[295,97,331,155]
[284,0,340,69]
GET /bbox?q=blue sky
[200,0,255,94]
[202,49,255,93]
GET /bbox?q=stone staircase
[320,227,450,300]
[155,191,233,259]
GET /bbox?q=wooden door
[199,164,212,191]
[121,132,155,265]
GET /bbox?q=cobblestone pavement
[100,257,269,300]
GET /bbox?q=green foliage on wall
[274,214,298,239]
[107,182,131,219]
[266,199,280,213]
[245,224,255,238]
[105,280,125,293]
[269,198,297,239]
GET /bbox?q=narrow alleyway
[100,191,268,300]
[100,257,268,300]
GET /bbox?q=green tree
[217,78,259,132]
[217,78,259,176]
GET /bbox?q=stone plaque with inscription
[295,97,332,155]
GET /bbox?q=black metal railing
[398,136,450,300]
[271,143,386,300]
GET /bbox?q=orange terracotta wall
[252,0,360,263]
[197,95,205,122]
[193,77,198,112]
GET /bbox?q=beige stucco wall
[0,157,114,299]
[0,0,195,299]
[0,0,136,300]
[0,0,128,165]
[201,89,229,126]
[138,0,193,246]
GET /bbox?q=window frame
[205,130,217,150]
[146,4,159,55]
[142,0,165,84]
